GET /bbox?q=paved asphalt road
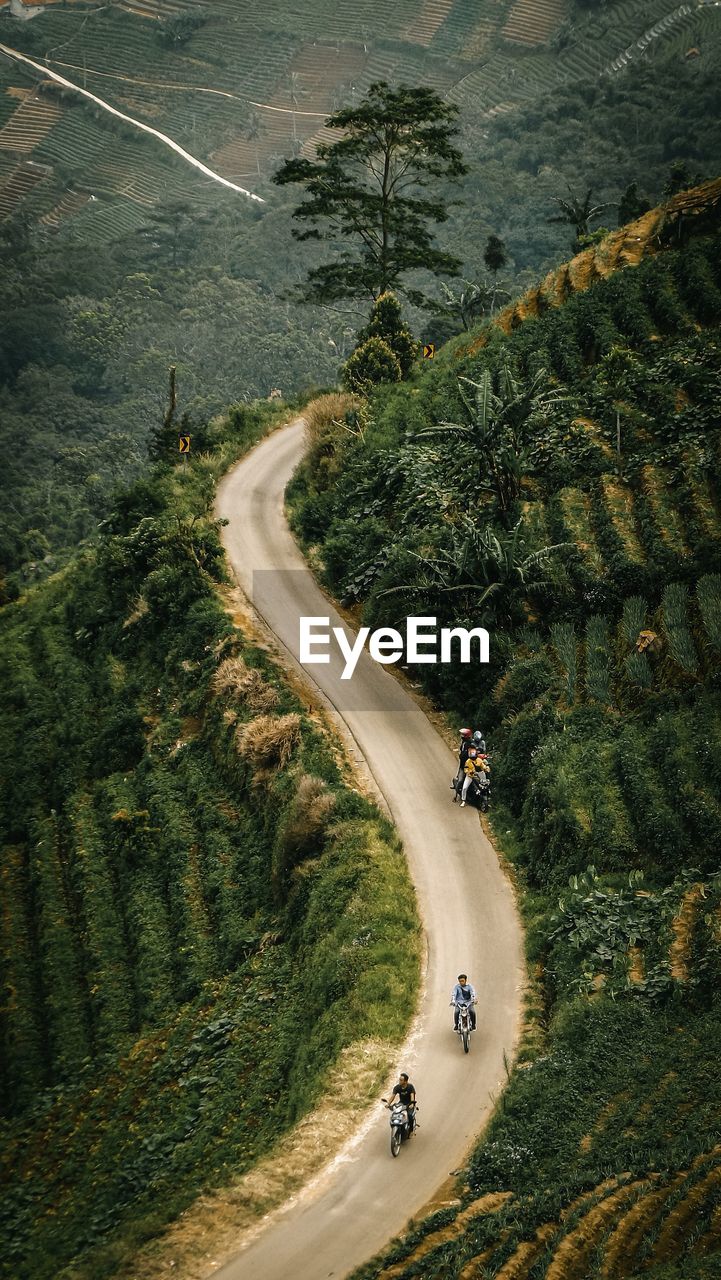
[213,419,523,1280]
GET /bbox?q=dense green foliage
[1,7,720,583]
[273,82,467,304]
[0,403,420,1279]
[287,227,721,1277]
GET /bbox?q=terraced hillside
[284,193,721,1279]
[1,0,720,236]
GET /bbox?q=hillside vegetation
[0,402,420,1280]
[1,5,721,586]
[286,195,721,1278]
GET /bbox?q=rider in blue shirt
[450,974,477,1030]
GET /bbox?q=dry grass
[278,775,336,865]
[381,1192,513,1279]
[304,392,357,446]
[669,883,706,982]
[235,713,301,772]
[494,1223,557,1279]
[599,1176,682,1279]
[627,946,645,985]
[546,1179,652,1280]
[648,1158,721,1265]
[212,656,279,713]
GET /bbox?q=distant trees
[484,234,507,277]
[273,81,468,306]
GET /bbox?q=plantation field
[0,403,420,1279]
[285,213,721,1278]
[1,0,719,237]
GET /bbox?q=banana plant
[378,513,570,624]
[416,358,566,522]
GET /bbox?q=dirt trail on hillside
[0,43,263,201]
[208,418,524,1280]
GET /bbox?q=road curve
[214,419,524,1280]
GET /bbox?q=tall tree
[483,233,507,277]
[273,82,468,306]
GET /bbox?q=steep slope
[285,195,721,1279]
[0,403,421,1279]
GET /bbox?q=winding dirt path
[213,419,524,1280]
[0,42,264,201]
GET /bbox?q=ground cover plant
[286,208,721,1277]
[0,401,420,1280]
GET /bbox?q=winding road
[213,419,523,1280]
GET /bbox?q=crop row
[0,726,278,1095]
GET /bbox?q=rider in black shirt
[388,1072,416,1134]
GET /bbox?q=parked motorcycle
[381,1098,417,1156]
[453,1001,476,1053]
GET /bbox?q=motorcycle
[381,1098,417,1156]
[452,769,491,812]
[453,1000,476,1053]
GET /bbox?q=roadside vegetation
[286,200,721,1277]
[0,400,420,1280]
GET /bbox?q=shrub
[355,292,419,378]
[585,615,611,705]
[235,713,301,771]
[342,337,402,394]
[697,574,721,653]
[212,656,279,712]
[551,621,577,703]
[304,392,357,446]
[661,582,699,676]
[273,775,337,886]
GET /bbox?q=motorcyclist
[460,748,481,807]
[450,974,477,1030]
[473,729,486,752]
[453,728,473,789]
[387,1072,416,1135]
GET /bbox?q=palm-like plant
[548,186,616,251]
[417,359,565,521]
[379,514,569,625]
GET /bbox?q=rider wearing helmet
[472,729,486,752]
[453,728,473,791]
[450,974,477,1030]
[388,1072,417,1135]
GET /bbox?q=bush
[235,713,301,772]
[355,292,419,378]
[273,775,336,886]
[342,337,402,394]
[212,656,279,712]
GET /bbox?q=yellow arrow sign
[423,343,435,359]
[178,435,191,453]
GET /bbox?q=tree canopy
[273,82,468,306]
